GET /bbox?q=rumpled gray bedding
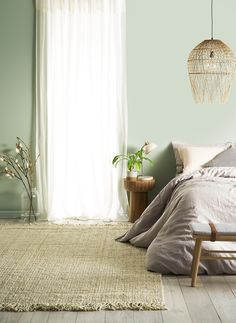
[118,167,236,274]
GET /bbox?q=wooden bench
[190,223,236,287]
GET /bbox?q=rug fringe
[0,301,167,312]
[0,222,131,229]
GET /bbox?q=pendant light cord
[211,0,214,40]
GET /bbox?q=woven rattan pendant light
[188,0,236,104]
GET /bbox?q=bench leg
[191,238,202,287]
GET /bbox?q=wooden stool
[123,178,155,223]
[191,223,236,287]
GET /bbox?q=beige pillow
[171,142,231,175]
[179,146,225,173]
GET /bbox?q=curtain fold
[36,0,128,221]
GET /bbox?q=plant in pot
[112,142,156,179]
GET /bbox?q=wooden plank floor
[1,276,236,323]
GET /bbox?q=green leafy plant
[112,146,153,172]
[0,137,39,223]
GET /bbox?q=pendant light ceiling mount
[188,0,236,104]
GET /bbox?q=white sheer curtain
[36,0,128,221]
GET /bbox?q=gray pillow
[204,147,236,167]
[171,142,184,174]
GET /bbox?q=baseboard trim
[0,211,21,219]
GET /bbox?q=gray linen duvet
[118,167,236,274]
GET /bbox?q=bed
[117,144,236,274]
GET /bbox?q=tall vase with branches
[0,137,39,223]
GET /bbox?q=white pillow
[179,146,225,173]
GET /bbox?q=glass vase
[21,188,40,222]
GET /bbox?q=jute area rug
[0,223,165,311]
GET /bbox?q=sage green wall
[127,0,236,199]
[0,0,34,214]
[1,0,236,212]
